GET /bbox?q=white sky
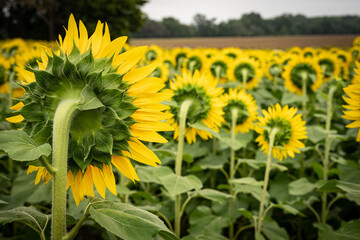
[142,0,360,24]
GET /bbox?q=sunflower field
[0,15,360,240]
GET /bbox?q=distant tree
[162,17,195,37]
[193,14,217,36]
[132,18,170,38]
[0,0,147,40]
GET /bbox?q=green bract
[18,46,138,174]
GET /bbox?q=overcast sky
[142,0,360,24]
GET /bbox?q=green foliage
[88,199,179,240]
[0,130,51,162]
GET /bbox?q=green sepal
[29,118,49,138]
[0,130,51,161]
[44,52,54,72]
[76,49,95,77]
[113,139,131,155]
[99,89,125,109]
[107,120,132,141]
[92,149,112,165]
[33,122,52,145]
[94,56,114,73]
[68,43,81,62]
[63,56,82,82]
[101,108,119,127]
[19,102,46,121]
[102,73,122,89]
[89,158,105,170]
[51,50,65,78]
[86,71,103,93]
[115,101,139,120]
[70,135,95,171]
[19,82,45,101]
[32,69,61,92]
[78,85,104,111]
[95,129,113,154]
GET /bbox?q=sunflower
[167,70,225,144]
[317,51,341,81]
[0,56,10,94]
[220,87,258,133]
[255,104,307,161]
[222,47,242,60]
[343,61,360,141]
[8,14,173,205]
[303,47,316,58]
[353,61,360,84]
[282,56,323,95]
[182,49,206,74]
[144,45,163,63]
[204,54,232,83]
[227,56,262,90]
[265,58,283,81]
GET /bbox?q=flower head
[343,61,360,141]
[282,56,323,95]
[255,104,307,161]
[167,70,225,144]
[10,14,173,205]
[220,88,258,133]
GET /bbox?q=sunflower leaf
[0,130,51,161]
[158,173,203,196]
[89,199,179,240]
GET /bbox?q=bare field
[130,35,358,49]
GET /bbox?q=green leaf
[231,177,266,202]
[0,200,8,205]
[136,166,173,184]
[319,179,360,200]
[289,177,315,196]
[191,189,232,203]
[262,219,289,240]
[218,129,252,150]
[0,206,50,235]
[11,170,52,207]
[272,204,303,216]
[255,232,266,240]
[89,199,179,240]
[0,130,51,161]
[307,126,326,143]
[315,220,360,240]
[193,153,227,170]
[281,91,305,105]
[188,122,220,139]
[237,208,254,220]
[78,85,104,111]
[159,173,203,196]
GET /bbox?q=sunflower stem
[229,108,238,240]
[241,69,248,92]
[215,65,221,81]
[301,71,308,120]
[51,99,79,240]
[174,99,193,237]
[257,127,278,235]
[321,85,336,224]
[189,61,196,75]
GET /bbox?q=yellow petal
[112,155,139,182]
[10,102,24,111]
[90,165,106,199]
[123,138,161,166]
[123,62,159,84]
[6,115,24,123]
[102,164,117,196]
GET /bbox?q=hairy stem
[229,108,238,240]
[51,99,79,240]
[174,99,192,237]
[257,128,278,234]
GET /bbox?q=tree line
[132,13,360,38]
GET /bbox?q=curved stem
[234,224,253,240]
[174,99,192,237]
[51,100,79,240]
[40,155,56,175]
[307,204,321,223]
[321,86,336,224]
[229,108,238,240]
[257,128,278,234]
